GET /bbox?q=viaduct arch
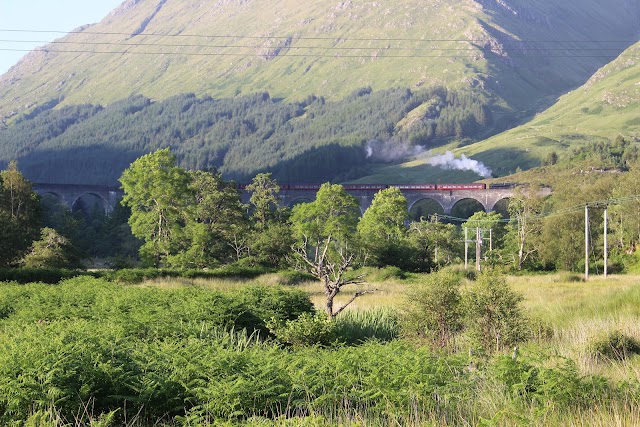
[33,183,123,214]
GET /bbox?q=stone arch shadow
[409,198,445,221]
[71,192,110,215]
[39,191,69,209]
[490,197,512,219]
[450,198,487,221]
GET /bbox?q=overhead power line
[0,47,625,60]
[1,28,634,61]
[0,28,637,44]
[0,38,631,52]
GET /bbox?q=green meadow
[1,271,640,426]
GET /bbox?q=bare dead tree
[292,234,371,319]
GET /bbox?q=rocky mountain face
[0,0,638,185]
[1,0,638,121]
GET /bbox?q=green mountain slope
[359,41,640,183]
[459,41,640,176]
[1,0,638,123]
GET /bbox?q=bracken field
[2,270,640,426]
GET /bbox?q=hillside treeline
[0,87,495,185]
[7,142,640,276]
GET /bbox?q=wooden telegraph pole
[604,205,608,278]
[585,205,589,281]
[464,227,469,269]
[475,227,482,272]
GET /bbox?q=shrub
[268,312,338,347]
[361,266,407,282]
[269,269,316,286]
[400,270,463,349]
[0,268,96,284]
[490,354,615,409]
[230,286,315,333]
[464,272,530,353]
[588,330,640,361]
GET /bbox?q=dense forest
[0,87,496,185]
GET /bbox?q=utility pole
[464,227,469,270]
[489,228,493,252]
[476,227,482,272]
[585,205,589,281]
[604,205,608,278]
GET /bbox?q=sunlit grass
[142,270,640,381]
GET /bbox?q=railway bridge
[33,183,122,214]
[277,186,550,214]
[33,183,550,216]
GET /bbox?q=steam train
[238,183,517,191]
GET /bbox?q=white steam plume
[425,151,492,178]
[364,141,492,178]
[364,139,426,162]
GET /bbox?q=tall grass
[3,272,640,425]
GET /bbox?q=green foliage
[569,137,639,171]
[504,186,547,271]
[247,222,294,269]
[464,273,530,353]
[120,148,193,266]
[103,265,270,284]
[333,308,400,344]
[401,270,464,348]
[246,173,282,230]
[587,330,640,361]
[541,174,615,271]
[358,187,410,268]
[0,277,635,425]
[0,161,41,267]
[268,312,338,347]
[20,227,83,269]
[404,218,460,271]
[291,183,360,245]
[490,354,615,410]
[0,268,97,284]
[175,169,248,267]
[359,266,406,282]
[290,183,363,318]
[0,87,503,187]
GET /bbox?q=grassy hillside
[1,0,638,123]
[358,41,640,183]
[460,41,640,176]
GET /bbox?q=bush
[0,268,96,284]
[588,330,640,361]
[269,269,316,286]
[268,312,338,347]
[464,272,530,354]
[490,353,615,409]
[102,265,271,284]
[400,270,463,349]
[360,266,406,282]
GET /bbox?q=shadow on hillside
[231,143,371,184]
[16,145,146,185]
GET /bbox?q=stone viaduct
[33,183,550,216]
[276,187,550,214]
[33,183,123,214]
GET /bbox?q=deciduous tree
[358,187,409,266]
[290,183,365,318]
[120,149,192,266]
[506,186,546,270]
[0,161,41,266]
